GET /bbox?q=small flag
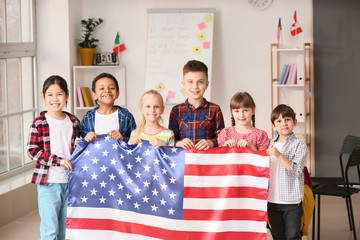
[290,10,303,36]
[277,17,282,44]
[113,32,126,54]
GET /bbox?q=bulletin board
[145,8,215,104]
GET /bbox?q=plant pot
[78,48,96,66]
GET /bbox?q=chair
[312,148,360,240]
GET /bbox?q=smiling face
[43,84,68,115]
[231,107,255,128]
[182,71,209,105]
[140,93,164,124]
[92,77,119,106]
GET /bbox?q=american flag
[66,135,269,240]
[277,17,282,44]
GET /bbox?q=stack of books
[76,87,94,107]
[278,63,297,85]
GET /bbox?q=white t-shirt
[45,114,73,183]
[95,110,119,134]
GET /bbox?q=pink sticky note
[203,41,210,49]
[198,22,207,31]
[167,90,176,99]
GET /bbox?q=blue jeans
[267,202,303,240]
[37,183,68,240]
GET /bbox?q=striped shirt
[268,133,308,202]
[27,111,80,185]
[168,98,225,147]
[131,128,175,146]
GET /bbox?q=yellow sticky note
[204,13,214,23]
[156,82,166,92]
[197,33,205,41]
[193,47,201,55]
[180,88,187,97]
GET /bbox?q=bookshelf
[270,43,313,169]
[73,65,126,120]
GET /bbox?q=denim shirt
[269,133,308,202]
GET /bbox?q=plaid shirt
[27,111,80,185]
[269,133,308,202]
[168,98,225,147]
[80,105,136,143]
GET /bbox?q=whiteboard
[145,8,215,104]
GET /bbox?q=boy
[169,60,225,150]
[266,104,308,240]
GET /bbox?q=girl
[128,89,175,146]
[218,92,269,151]
[27,75,80,240]
[80,72,136,142]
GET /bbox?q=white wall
[37,0,313,149]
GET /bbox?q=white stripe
[184,175,269,189]
[185,152,269,167]
[66,229,160,240]
[67,207,267,233]
[183,198,268,211]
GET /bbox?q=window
[0,0,36,175]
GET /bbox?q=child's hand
[176,138,194,149]
[195,139,214,150]
[64,158,73,171]
[109,130,123,141]
[224,139,237,148]
[128,136,142,145]
[149,138,167,147]
[84,132,97,142]
[266,147,282,158]
[237,139,249,148]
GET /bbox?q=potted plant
[78,18,103,66]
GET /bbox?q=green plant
[78,18,103,48]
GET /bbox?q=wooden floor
[0,194,359,240]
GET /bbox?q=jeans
[37,183,68,240]
[267,202,303,240]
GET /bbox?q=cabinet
[73,65,126,120]
[270,43,312,168]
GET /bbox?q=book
[290,62,298,84]
[76,87,85,107]
[281,64,291,84]
[81,87,94,107]
[286,64,294,85]
[278,64,288,84]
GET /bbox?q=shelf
[272,84,305,88]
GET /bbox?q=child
[80,72,136,142]
[266,104,308,240]
[128,89,174,146]
[27,75,80,240]
[218,92,269,151]
[169,60,225,150]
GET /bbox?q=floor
[0,194,359,240]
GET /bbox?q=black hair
[270,104,296,124]
[91,72,119,92]
[42,75,69,96]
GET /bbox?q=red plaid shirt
[27,111,80,185]
[168,98,225,147]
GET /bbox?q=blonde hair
[230,92,256,127]
[133,89,164,137]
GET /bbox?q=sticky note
[193,46,201,55]
[197,33,205,41]
[203,41,210,49]
[204,13,214,23]
[180,88,187,97]
[197,22,207,31]
[167,90,176,99]
[156,82,166,92]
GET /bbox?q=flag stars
[152,189,159,196]
[81,195,88,203]
[161,183,168,190]
[143,164,151,172]
[99,196,106,204]
[144,149,151,156]
[102,149,109,157]
[143,180,150,188]
[142,195,150,203]
[133,202,140,209]
[151,204,158,212]
[91,173,98,180]
[126,193,132,199]
[152,173,159,181]
[171,147,178,153]
[94,142,101,149]
[108,189,115,196]
[135,171,142,178]
[92,157,99,164]
[127,163,133,170]
[169,192,176,199]
[118,168,125,175]
[117,183,124,190]
[100,165,108,172]
[112,143,118,149]
[105,135,111,141]
[90,188,97,195]
[126,178,133,185]
[170,162,177,169]
[117,198,123,205]
[121,141,127,147]
[127,149,134,155]
[134,186,141,194]
[110,158,117,165]
[168,208,175,215]
[100,180,107,188]
[162,153,169,160]
[161,168,168,175]
[135,156,142,163]
[109,173,116,181]
[160,198,167,206]
[81,180,89,187]
[82,165,89,172]
[169,177,176,184]
[84,149,90,156]
[119,153,125,160]
[137,142,143,147]
[153,158,160,165]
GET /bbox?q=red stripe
[185,163,268,176]
[184,186,268,200]
[183,209,267,221]
[67,218,267,240]
[186,146,268,156]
